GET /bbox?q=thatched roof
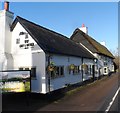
[11,16,95,59]
[71,28,114,59]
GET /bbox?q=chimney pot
[82,24,85,27]
[4,1,9,11]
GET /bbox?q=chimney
[79,24,88,34]
[4,1,9,11]
[82,24,85,27]
[100,41,106,47]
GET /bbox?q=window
[89,65,92,75]
[16,38,20,44]
[56,67,60,75]
[73,66,80,75]
[31,68,36,78]
[19,68,23,70]
[19,67,36,78]
[50,66,64,79]
[105,57,107,61]
[60,66,64,76]
[104,62,107,66]
[25,68,29,70]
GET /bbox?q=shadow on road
[2,73,117,112]
[2,78,95,112]
[2,90,65,112]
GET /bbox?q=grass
[52,76,111,105]
[65,76,108,96]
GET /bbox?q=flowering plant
[69,64,75,70]
[47,62,55,72]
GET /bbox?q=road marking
[105,86,120,113]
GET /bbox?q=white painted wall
[95,53,114,75]
[0,10,14,70]
[80,43,114,76]
[79,27,88,34]
[11,22,46,93]
[9,21,95,94]
[45,54,94,93]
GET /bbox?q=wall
[0,10,14,70]
[95,53,114,75]
[45,54,94,93]
[11,22,46,93]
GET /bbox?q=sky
[0,2,118,53]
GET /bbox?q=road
[2,72,119,112]
[107,78,120,113]
[98,73,119,113]
[38,73,119,112]
[109,94,119,111]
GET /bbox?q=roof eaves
[77,29,114,59]
[14,16,95,59]
[10,17,18,31]
[77,29,100,53]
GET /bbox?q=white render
[80,43,114,77]
[0,10,14,70]
[79,26,88,34]
[11,22,95,93]
[94,53,114,75]
[0,9,95,94]
[45,54,94,92]
[11,22,46,93]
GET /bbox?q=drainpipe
[81,57,83,82]
[48,54,51,93]
[93,59,97,81]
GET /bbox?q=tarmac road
[2,72,119,112]
[109,94,119,112]
[98,77,119,113]
[38,73,119,112]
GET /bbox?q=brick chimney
[4,1,9,11]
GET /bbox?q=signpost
[0,70,31,93]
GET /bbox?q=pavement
[2,72,119,113]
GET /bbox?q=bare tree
[113,47,119,71]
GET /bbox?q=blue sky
[1,2,118,53]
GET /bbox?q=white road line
[105,86,120,113]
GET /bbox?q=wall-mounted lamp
[94,59,97,63]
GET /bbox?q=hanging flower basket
[81,64,88,70]
[48,65,54,71]
[69,64,75,70]
[47,62,55,72]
